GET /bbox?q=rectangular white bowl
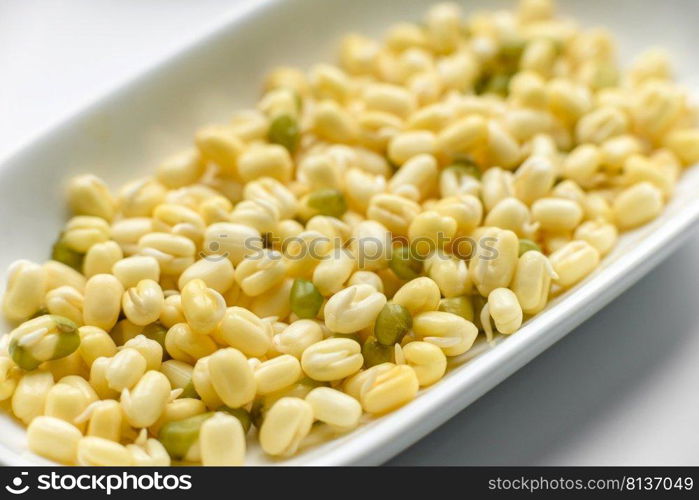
[1,0,699,466]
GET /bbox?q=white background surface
[1,0,698,466]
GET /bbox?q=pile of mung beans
[2,0,699,465]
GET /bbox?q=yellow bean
[180,279,226,335]
[392,277,441,315]
[549,240,600,288]
[156,148,206,189]
[234,250,287,297]
[238,144,293,184]
[511,251,557,315]
[412,311,478,356]
[401,341,446,387]
[313,100,359,143]
[44,260,86,293]
[83,241,123,278]
[61,216,110,253]
[301,338,363,381]
[484,197,537,238]
[80,400,122,441]
[481,167,515,212]
[2,260,47,323]
[195,125,244,176]
[11,370,54,425]
[259,397,314,456]
[663,128,699,166]
[123,335,163,371]
[388,154,438,201]
[273,320,323,359]
[122,279,165,326]
[349,220,391,272]
[203,223,263,266]
[165,323,218,364]
[367,194,421,236]
[199,348,256,408]
[469,228,519,296]
[249,278,293,320]
[513,156,556,205]
[27,416,82,464]
[347,270,384,293]
[243,176,299,220]
[425,253,471,298]
[481,288,523,341]
[388,130,437,165]
[199,412,246,466]
[408,211,457,255]
[576,106,628,144]
[254,355,302,395]
[160,295,185,330]
[121,370,171,428]
[612,182,664,229]
[563,144,602,188]
[45,286,83,325]
[138,232,196,276]
[437,115,488,158]
[217,307,272,357]
[77,436,134,466]
[44,380,94,431]
[312,250,356,296]
[106,347,147,392]
[360,364,418,415]
[574,220,618,256]
[127,432,171,466]
[531,198,583,232]
[88,357,118,400]
[305,387,362,430]
[67,174,116,221]
[324,285,387,333]
[363,82,417,119]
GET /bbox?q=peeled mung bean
[205,348,256,408]
[549,240,601,288]
[254,355,302,395]
[199,412,246,466]
[469,228,519,297]
[511,251,557,315]
[301,338,363,381]
[401,341,447,387]
[216,307,272,358]
[83,274,124,331]
[259,397,314,457]
[27,416,82,464]
[481,288,523,341]
[2,260,47,323]
[77,436,134,466]
[106,348,147,392]
[360,364,419,415]
[612,182,664,229]
[305,387,362,430]
[273,320,323,359]
[122,279,165,326]
[413,311,478,356]
[121,370,171,428]
[324,285,387,334]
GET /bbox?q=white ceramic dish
[1,0,699,466]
